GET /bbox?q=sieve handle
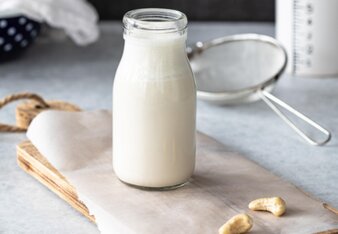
[259,90,331,146]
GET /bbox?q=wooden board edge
[17,142,78,197]
[323,203,338,216]
[17,143,95,223]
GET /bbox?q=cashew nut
[218,213,253,234]
[248,197,286,217]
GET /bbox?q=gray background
[87,0,275,21]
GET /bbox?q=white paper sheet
[26,110,338,234]
[27,110,123,234]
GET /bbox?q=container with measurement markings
[276,0,338,76]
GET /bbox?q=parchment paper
[27,110,338,234]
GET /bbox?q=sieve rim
[189,34,288,103]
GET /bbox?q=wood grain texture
[314,229,338,234]
[17,134,338,233]
[17,141,94,222]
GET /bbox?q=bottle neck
[122,8,188,57]
[122,32,187,58]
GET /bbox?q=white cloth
[0,0,99,45]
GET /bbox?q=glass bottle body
[113,9,196,189]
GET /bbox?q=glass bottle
[113,8,196,189]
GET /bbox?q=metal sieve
[188,34,331,146]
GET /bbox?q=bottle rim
[123,8,187,34]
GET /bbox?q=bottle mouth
[123,8,187,34]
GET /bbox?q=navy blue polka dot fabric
[0,16,41,62]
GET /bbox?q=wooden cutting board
[17,133,338,233]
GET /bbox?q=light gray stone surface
[0,22,337,233]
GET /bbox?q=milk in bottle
[113,8,196,189]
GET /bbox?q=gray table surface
[1,22,337,233]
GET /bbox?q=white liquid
[113,34,196,188]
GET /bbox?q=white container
[276,0,338,76]
[113,9,196,189]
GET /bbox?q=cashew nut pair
[218,197,287,234]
